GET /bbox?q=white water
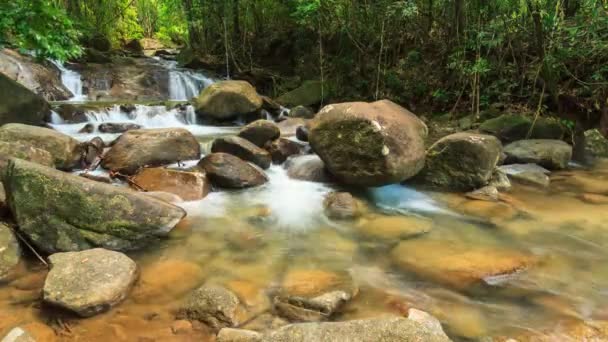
[153,58,215,101]
[50,60,86,101]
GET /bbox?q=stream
[2,59,608,341]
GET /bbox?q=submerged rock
[132,167,210,201]
[98,122,142,134]
[323,192,361,220]
[391,239,533,290]
[195,80,263,120]
[309,100,427,186]
[285,155,331,183]
[356,216,432,242]
[263,317,451,342]
[3,159,186,253]
[415,132,502,191]
[217,328,262,342]
[265,138,304,164]
[499,163,551,188]
[0,223,20,283]
[198,153,268,189]
[238,120,280,147]
[479,114,565,143]
[0,141,54,169]
[211,136,272,169]
[273,290,351,322]
[0,73,50,126]
[102,128,201,175]
[43,248,137,317]
[504,139,572,170]
[465,185,500,202]
[0,124,80,170]
[177,284,240,332]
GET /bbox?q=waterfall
[154,58,214,101]
[50,111,64,124]
[50,60,86,101]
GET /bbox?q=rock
[289,106,315,119]
[198,153,268,189]
[102,128,201,175]
[263,317,451,342]
[579,193,608,205]
[195,81,263,120]
[391,239,533,290]
[170,320,192,335]
[498,163,551,188]
[465,186,500,201]
[277,118,307,137]
[54,104,87,123]
[479,114,564,143]
[81,136,105,167]
[489,169,512,191]
[177,284,240,332]
[3,159,186,253]
[43,248,137,317]
[0,141,54,169]
[131,167,210,201]
[295,126,309,142]
[407,308,451,341]
[504,139,572,170]
[238,120,280,147]
[78,123,95,134]
[323,192,360,219]
[265,138,304,164]
[416,132,503,191]
[98,122,142,133]
[1,327,36,342]
[0,223,20,282]
[585,129,608,158]
[277,81,324,107]
[285,155,331,183]
[356,216,432,242]
[309,100,427,186]
[281,269,352,298]
[81,48,112,64]
[0,124,80,170]
[0,73,50,126]
[273,290,351,322]
[211,136,272,169]
[124,39,144,56]
[143,191,183,203]
[217,328,262,342]
[79,173,112,183]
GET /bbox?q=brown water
[3,160,608,341]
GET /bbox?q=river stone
[285,155,331,183]
[416,132,503,191]
[323,192,360,220]
[391,239,533,290]
[195,80,263,119]
[198,153,268,189]
[217,328,262,342]
[289,106,315,119]
[211,136,272,169]
[131,167,210,201]
[0,223,20,283]
[479,114,565,143]
[295,126,309,142]
[309,100,427,186]
[276,81,324,107]
[102,128,201,175]
[3,158,186,253]
[265,138,304,164]
[43,248,137,317]
[356,216,432,242]
[504,139,572,170]
[408,308,451,340]
[0,141,54,168]
[177,284,240,332]
[0,124,80,170]
[263,317,451,342]
[0,73,50,126]
[238,120,280,147]
[98,122,142,134]
[273,290,352,322]
[498,163,551,188]
[277,118,307,137]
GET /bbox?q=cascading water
[153,58,215,101]
[50,60,86,101]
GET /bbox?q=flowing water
[49,60,87,102]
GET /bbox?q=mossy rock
[3,159,186,253]
[0,223,20,282]
[479,114,565,143]
[194,81,263,120]
[0,73,50,126]
[277,80,326,107]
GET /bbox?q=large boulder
[309,100,427,186]
[0,223,20,282]
[504,139,572,170]
[211,136,272,169]
[102,128,201,175]
[177,284,240,332]
[0,141,54,168]
[263,317,451,342]
[98,122,142,134]
[131,167,210,201]
[265,138,304,164]
[415,132,503,191]
[0,74,50,126]
[3,159,186,253]
[0,124,80,170]
[277,81,324,107]
[195,81,263,120]
[198,153,268,189]
[43,248,137,317]
[238,120,280,147]
[479,114,564,143]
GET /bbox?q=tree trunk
[453,0,465,42]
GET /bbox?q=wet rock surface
[43,248,137,317]
[238,120,280,147]
[265,138,304,164]
[195,80,263,120]
[0,142,54,169]
[98,122,143,133]
[499,163,551,188]
[0,223,20,283]
[285,155,331,182]
[323,192,361,220]
[3,159,186,253]
[211,136,272,169]
[504,139,572,170]
[132,167,210,201]
[177,284,240,332]
[198,153,268,189]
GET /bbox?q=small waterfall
[50,111,64,124]
[50,60,86,101]
[84,105,193,127]
[154,58,214,101]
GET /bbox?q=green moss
[277,80,326,107]
[479,114,565,142]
